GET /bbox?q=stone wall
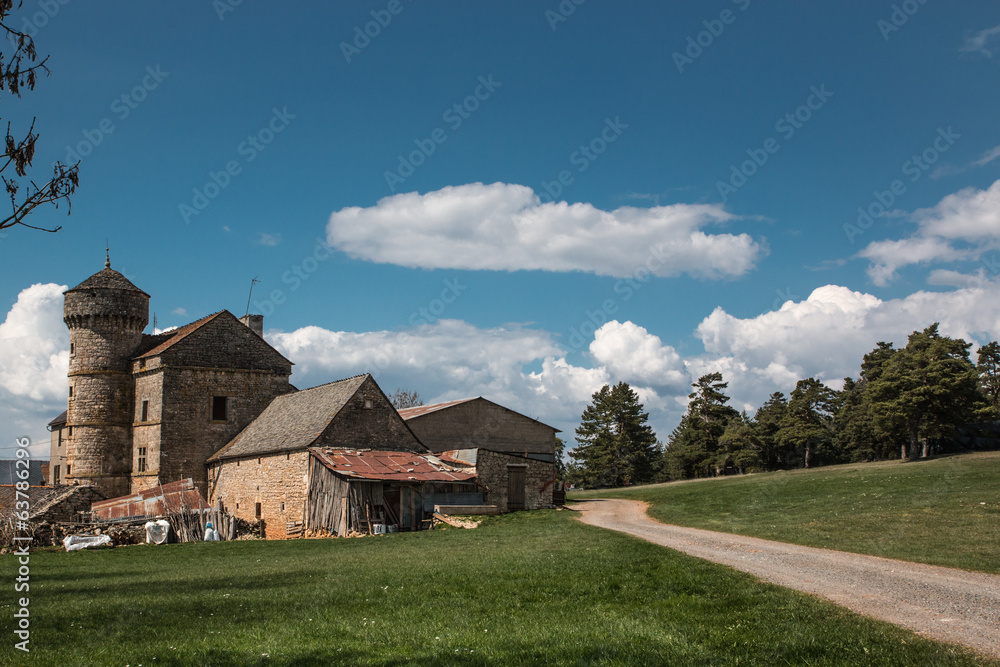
[405,399,557,458]
[30,485,108,523]
[161,313,291,372]
[64,287,148,498]
[320,376,423,450]
[476,449,556,512]
[156,368,291,496]
[130,371,164,493]
[208,450,309,539]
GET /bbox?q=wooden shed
[305,449,480,535]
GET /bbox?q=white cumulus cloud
[0,283,70,456]
[327,182,765,279]
[858,179,1000,285]
[590,320,688,389]
[0,283,69,402]
[692,282,1000,413]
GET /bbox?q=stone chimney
[240,314,264,338]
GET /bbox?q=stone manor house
[46,259,559,537]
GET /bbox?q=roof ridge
[294,373,370,392]
[135,311,229,359]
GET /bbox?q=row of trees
[567,324,1000,488]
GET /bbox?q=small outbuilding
[438,449,558,512]
[305,449,480,535]
[397,398,560,463]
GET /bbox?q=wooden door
[507,467,526,511]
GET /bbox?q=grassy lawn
[2,510,996,666]
[572,451,1000,573]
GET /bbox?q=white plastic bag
[63,534,112,551]
[144,519,171,545]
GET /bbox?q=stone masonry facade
[476,449,556,512]
[319,376,422,449]
[208,451,310,540]
[403,398,558,461]
[57,262,292,500]
[64,268,149,497]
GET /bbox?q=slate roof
[310,448,476,482]
[396,398,477,420]
[0,460,47,485]
[0,484,59,515]
[136,311,225,359]
[65,267,149,296]
[208,375,370,462]
[48,410,67,429]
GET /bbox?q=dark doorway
[507,466,526,511]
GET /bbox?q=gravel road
[573,498,1000,659]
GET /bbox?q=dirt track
[573,498,1000,659]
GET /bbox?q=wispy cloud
[961,23,1000,57]
[257,232,282,246]
[932,144,1000,179]
[172,307,187,316]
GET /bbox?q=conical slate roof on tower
[65,267,149,296]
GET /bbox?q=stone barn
[206,374,424,538]
[397,398,560,463]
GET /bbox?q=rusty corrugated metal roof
[91,478,208,520]
[310,448,475,482]
[436,449,478,467]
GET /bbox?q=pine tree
[570,382,658,488]
[868,324,981,459]
[832,377,885,462]
[778,378,838,468]
[976,342,1000,418]
[717,412,763,474]
[664,373,739,479]
[752,391,787,470]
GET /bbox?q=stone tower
[63,254,149,496]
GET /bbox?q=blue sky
[3,1,1000,456]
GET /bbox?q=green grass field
[2,509,995,666]
[572,451,1000,573]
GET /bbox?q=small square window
[141,400,149,422]
[138,358,146,369]
[212,396,227,421]
[364,398,373,409]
